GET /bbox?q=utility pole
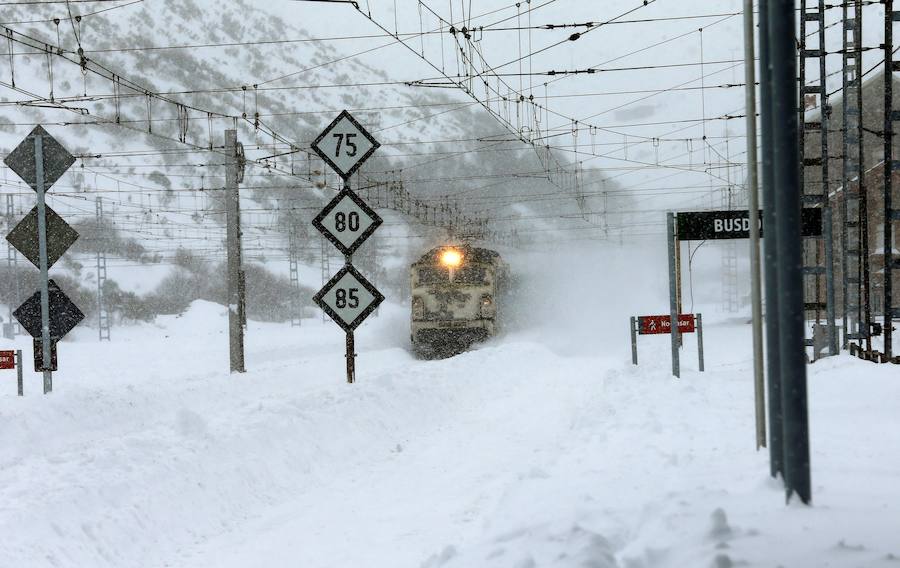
[744,0,766,450]
[766,0,811,504]
[225,129,245,373]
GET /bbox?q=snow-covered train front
[410,245,508,358]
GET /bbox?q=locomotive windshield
[416,265,489,286]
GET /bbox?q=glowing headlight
[440,248,463,268]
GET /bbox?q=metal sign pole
[16,349,23,396]
[343,177,356,384]
[33,134,53,394]
[759,0,784,480]
[346,330,356,384]
[667,213,680,377]
[630,316,638,365]
[697,313,705,372]
[768,0,811,504]
[744,0,767,449]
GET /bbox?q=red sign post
[638,314,696,335]
[631,314,704,373]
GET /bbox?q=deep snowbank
[1,252,899,567]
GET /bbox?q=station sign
[676,208,823,241]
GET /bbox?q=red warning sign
[0,350,15,370]
[638,314,696,335]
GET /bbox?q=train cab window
[455,266,488,285]
[417,267,449,285]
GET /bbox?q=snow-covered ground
[1,244,898,568]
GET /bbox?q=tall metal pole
[33,134,53,393]
[16,349,23,396]
[667,212,680,378]
[225,129,245,373]
[744,0,766,450]
[768,0,811,504]
[883,0,895,361]
[759,0,784,479]
[630,316,638,365]
[344,179,356,384]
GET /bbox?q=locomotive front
[410,245,506,358]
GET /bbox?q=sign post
[697,313,705,372]
[311,111,383,383]
[3,126,81,393]
[16,349,22,396]
[671,207,824,455]
[632,313,703,372]
[630,316,638,365]
[667,213,680,378]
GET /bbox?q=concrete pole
[744,0,767,449]
[225,130,245,373]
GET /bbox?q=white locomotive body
[410,245,508,357]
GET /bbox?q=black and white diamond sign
[311,110,380,180]
[313,265,384,333]
[3,125,75,192]
[6,205,79,269]
[13,279,85,341]
[312,188,382,256]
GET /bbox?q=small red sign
[0,350,15,370]
[638,314,696,335]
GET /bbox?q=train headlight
[480,294,495,318]
[413,296,425,318]
[440,248,463,268]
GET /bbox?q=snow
[1,244,899,568]
[0,1,898,566]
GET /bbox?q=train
[410,245,509,358]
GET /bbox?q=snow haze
[0,1,898,567]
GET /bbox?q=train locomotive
[410,245,508,358]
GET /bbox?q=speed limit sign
[311,111,384,384]
[312,188,382,256]
[313,265,384,333]
[311,110,380,180]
